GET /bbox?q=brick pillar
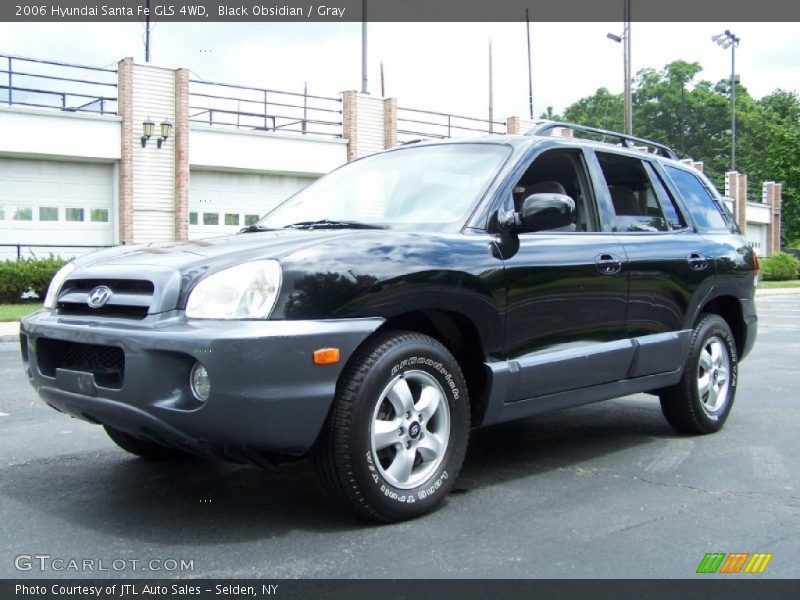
[343,92,389,159]
[174,68,190,241]
[506,116,521,135]
[765,182,782,255]
[383,97,397,149]
[726,171,747,236]
[117,57,134,244]
[774,183,783,253]
[342,90,358,161]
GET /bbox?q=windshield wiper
[239,224,274,233]
[282,219,387,230]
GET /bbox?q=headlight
[185,260,282,319]
[43,263,76,309]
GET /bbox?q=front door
[501,148,630,401]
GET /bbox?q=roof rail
[525,120,678,160]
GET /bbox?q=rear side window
[596,152,669,232]
[663,166,728,231]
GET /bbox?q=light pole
[712,29,740,171]
[607,0,632,135]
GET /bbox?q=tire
[659,314,738,434]
[312,331,470,522]
[103,425,192,461]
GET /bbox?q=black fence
[189,79,342,138]
[0,54,118,115]
[397,106,506,142]
[0,244,111,261]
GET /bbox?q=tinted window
[664,166,728,231]
[645,163,686,230]
[596,152,668,232]
[511,149,596,232]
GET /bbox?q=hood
[72,229,361,271]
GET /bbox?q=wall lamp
[141,118,173,148]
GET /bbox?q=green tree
[557,62,800,243]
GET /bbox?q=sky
[1,21,799,121]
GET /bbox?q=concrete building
[0,54,783,259]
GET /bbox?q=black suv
[21,122,758,522]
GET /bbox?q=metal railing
[0,243,111,261]
[0,54,118,115]
[189,78,342,138]
[397,106,506,142]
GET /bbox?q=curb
[756,287,800,296]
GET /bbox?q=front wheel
[312,331,470,522]
[659,314,738,434]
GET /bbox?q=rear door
[589,151,717,377]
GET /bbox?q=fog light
[190,363,211,402]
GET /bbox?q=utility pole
[145,0,151,62]
[623,0,632,134]
[361,0,368,93]
[525,9,534,119]
[488,40,494,133]
[380,60,385,97]
[731,39,737,171]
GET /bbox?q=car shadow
[2,395,677,542]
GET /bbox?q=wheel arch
[361,309,491,427]
[696,294,746,358]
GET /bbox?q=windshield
[257,143,511,231]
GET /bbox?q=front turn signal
[313,348,340,365]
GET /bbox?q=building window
[90,208,109,222]
[244,214,260,226]
[39,207,59,221]
[0,206,4,220]
[65,208,85,222]
[224,213,240,226]
[203,212,219,226]
[189,212,198,225]
[12,207,33,221]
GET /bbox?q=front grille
[37,338,125,389]
[57,279,154,320]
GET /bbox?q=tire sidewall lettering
[362,351,465,507]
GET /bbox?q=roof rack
[525,121,678,160]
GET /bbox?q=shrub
[761,251,800,281]
[0,256,70,303]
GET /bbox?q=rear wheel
[659,314,738,434]
[312,331,470,522]
[103,425,192,460]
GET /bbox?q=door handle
[687,252,709,271]
[595,253,623,275]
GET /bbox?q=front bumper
[21,311,384,455]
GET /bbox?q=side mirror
[521,193,575,231]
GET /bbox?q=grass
[0,303,42,322]
[759,280,800,289]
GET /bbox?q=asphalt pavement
[0,295,798,579]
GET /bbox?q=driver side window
[511,149,596,233]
